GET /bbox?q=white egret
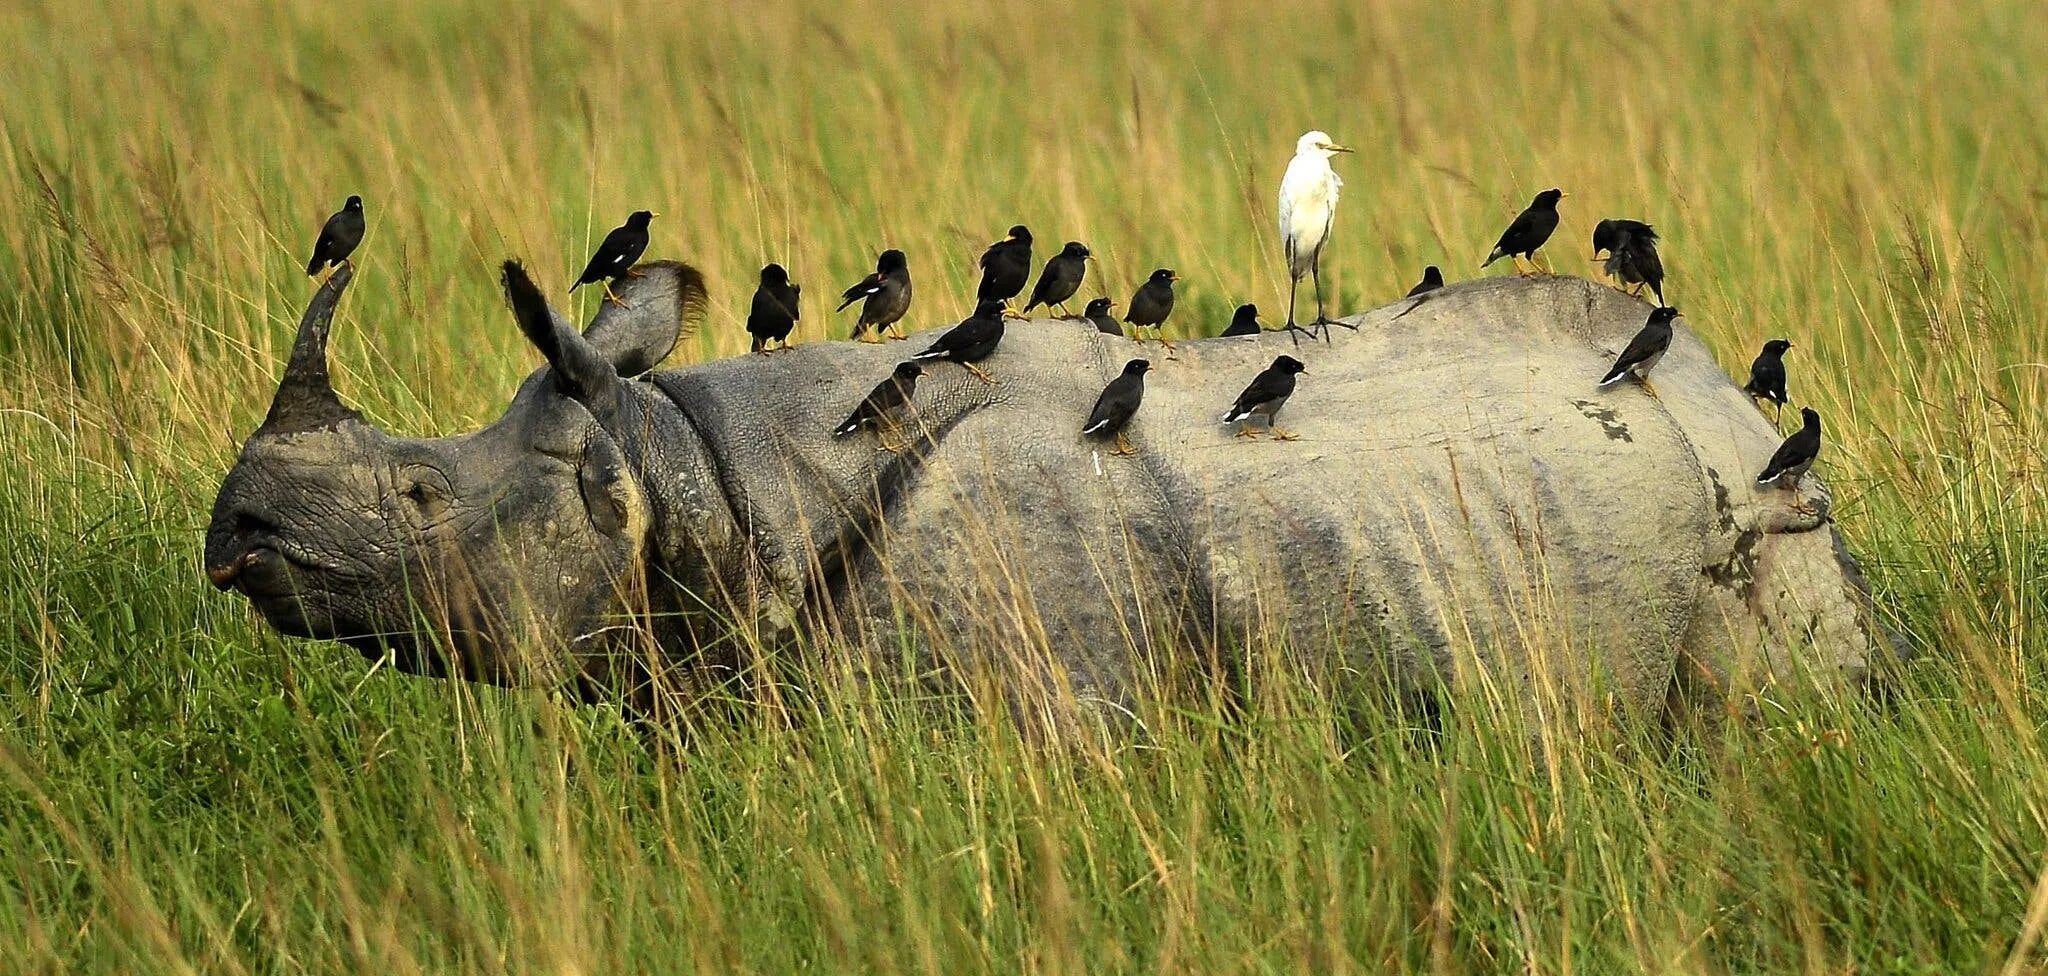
[1277,130,1354,342]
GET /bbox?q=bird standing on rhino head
[1483,189,1565,275]
[573,209,657,306]
[1278,130,1354,342]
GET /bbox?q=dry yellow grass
[4,0,2048,971]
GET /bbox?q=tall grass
[2,0,2046,970]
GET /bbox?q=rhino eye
[395,467,451,520]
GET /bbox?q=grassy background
[3,0,2047,971]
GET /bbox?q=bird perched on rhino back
[1592,218,1666,303]
[833,362,923,450]
[1406,265,1444,297]
[747,263,801,353]
[1025,241,1092,317]
[838,248,913,342]
[306,195,365,278]
[1599,306,1681,397]
[1278,130,1354,342]
[1082,359,1151,456]
[1742,338,1794,423]
[1757,407,1824,513]
[912,299,1008,383]
[1223,355,1307,440]
[573,209,658,306]
[1220,303,1264,337]
[1084,297,1122,336]
[1124,269,1180,351]
[1483,189,1565,275]
[977,225,1033,314]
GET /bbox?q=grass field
[4,0,2048,971]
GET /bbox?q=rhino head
[204,261,714,689]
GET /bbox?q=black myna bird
[1221,303,1264,337]
[1124,269,1180,350]
[1082,359,1151,456]
[1482,189,1566,275]
[1084,298,1122,336]
[747,263,801,353]
[1599,306,1681,396]
[833,362,923,451]
[306,195,365,278]
[838,248,913,342]
[1756,407,1823,513]
[1223,355,1307,440]
[1024,241,1092,316]
[1742,338,1794,423]
[1406,265,1444,297]
[911,299,1007,383]
[1592,218,1666,303]
[573,210,658,306]
[977,225,1033,313]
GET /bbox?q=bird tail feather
[833,417,861,438]
[306,257,322,276]
[1598,367,1629,386]
[1481,248,1505,268]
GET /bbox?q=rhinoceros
[205,259,1898,725]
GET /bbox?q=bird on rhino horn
[206,267,1897,729]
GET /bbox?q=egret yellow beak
[1325,143,1354,153]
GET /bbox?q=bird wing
[1759,430,1818,480]
[1228,370,1288,417]
[1615,219,1659,245]
[1278,161,1337,273]
[1082,377,1139,432]
[1602,324,1672,381]
[837,273,882,311]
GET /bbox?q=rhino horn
[257,265,367,436]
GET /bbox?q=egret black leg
[1283,274,1315,346]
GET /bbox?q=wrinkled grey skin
[207,261,1899,722]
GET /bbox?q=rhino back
[648,277,1796,715]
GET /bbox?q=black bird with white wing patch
[1082,359,1151,456]
[912,299,1008,383]
[1482,189,1565,275]
[1223,355,1307,440]
[1599,306,1680,395]
[838,248,913,342]
[833,362,923,450]
[573,210,657,306]
[1757,407,1823,513]
[1742,339,1794,423]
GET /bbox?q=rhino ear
[502,260,620,425]
[580,260,709,376]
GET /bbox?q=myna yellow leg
[602,282,630,307]
[962,362,996,384]
[1111,432,1136,456]
[624,267,646,278]
[1271,426,1301,441]
[1234,426,1262,439]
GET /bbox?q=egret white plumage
[1277,130,1354,343]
